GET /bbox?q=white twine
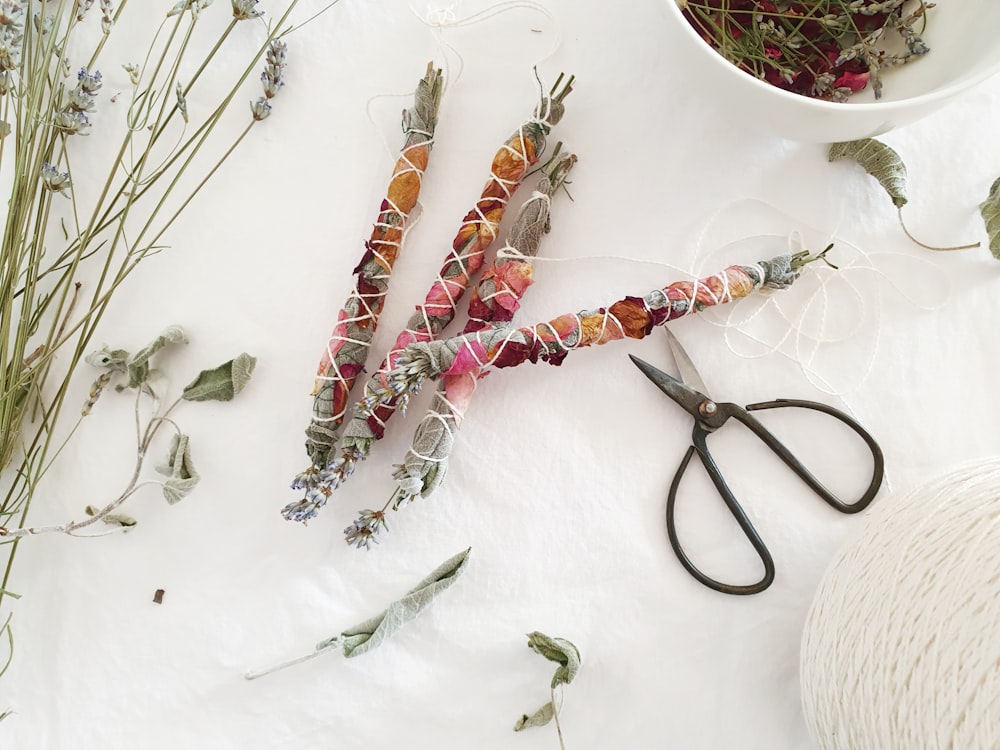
[412,1,562,89]
[800,457,1000,749]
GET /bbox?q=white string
[496,197,951,399]
[411,1,562,88]
[687,197,952,397]
[801,457,1000,749]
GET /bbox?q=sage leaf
[85,505,137,527]
[829,138,908,208]
[338,546,471,658]
[127,325,188,388]
[514,702,555,731]
[527,631,581,688]
[155,434,199,504]
[244,548,471,680]
[182,353,256,402]
[979,177,1000,260]
[515,631,581,735]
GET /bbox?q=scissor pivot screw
[699,401,718,417]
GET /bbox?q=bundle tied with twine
[392,151,577,505]
[333,76,574,483]
[304,63,444,470]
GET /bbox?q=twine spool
[800,458,1000,749]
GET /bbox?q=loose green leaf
[829,138,908,208]
[84,505,137,527]
[514,702,555,731]
[979,177,1000,260]
[155,434,199,504]
[515,631,581,736]
[244,548,472,680]
[182,353,256,402]
[338,546,471,658]
[127,325,188,388]
[527,631,581,689]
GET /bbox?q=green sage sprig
[0,326,255,538]
[0,0,338,688]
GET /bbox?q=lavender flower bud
[122,63,139,85]
[231,0,262,20]
[54,109,90,135]
[77,67,102,94]
[100,0,113,33]
[175,81,188,122]
[266,39,286,66]
[250,96,270,121]
[76,0,94,21]
[260,64,283,98]
[41,162,71,194]
[66,87,95,112]
[0,2,25,27]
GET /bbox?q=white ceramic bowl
[664,1,1000,142]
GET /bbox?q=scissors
[629,329,884,596]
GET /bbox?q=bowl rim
[664,0,1000,113]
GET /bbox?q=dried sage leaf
[514,702,555,731]
[182,353,256,402]
[127,325,188,388]
[156,434,199,504]
[84,505,137,527]
[515,631,581,735]
[245,548,472,680]
[338,546,471,658]
[527,631,581,688]
[979,177,1000,260]
[829,138,908,208]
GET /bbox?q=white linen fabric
[5,2,1000,748]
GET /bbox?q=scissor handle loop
[667,441,776,596]
[741,398,884,513]
[667,400,885,595]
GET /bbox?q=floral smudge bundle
[340,251,825,547]
[302,63,445,475]
[335,77,573,483]
[283,75,574,525]
[343,150,577,549]
[371,251,820,409]
[680,0,932,100]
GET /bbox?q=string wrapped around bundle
[362,250,822,509]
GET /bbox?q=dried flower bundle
[284,76,575,526]
[301,63,444,475]
[681,0,932,101]
[388,154,579,538]
[342,150,577,546]
[369,252,819,410]
[337,76,574,475]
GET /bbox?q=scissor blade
[663,327,712,397]
[629,354,706,419]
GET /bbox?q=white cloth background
[5,1,1000,748]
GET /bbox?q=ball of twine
[800,458,1000,749]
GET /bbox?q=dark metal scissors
[630,330,884,596]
